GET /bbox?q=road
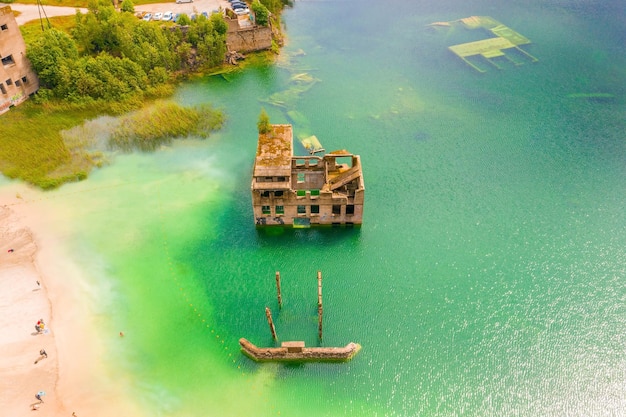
[11,0,231,26]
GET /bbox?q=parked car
[135,11,148,19]
[153,12,163,21]
[234,8,249,15]
[142,13,152,21]
[173,13,181,22]
[176,0,193,3]
[162,11,173,21]
[231,2,247,8]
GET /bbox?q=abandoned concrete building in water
[0,6,39,114]
[251,124,364,227]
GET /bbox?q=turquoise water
[16,0,626,415]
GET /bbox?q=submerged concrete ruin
[251,124,364,227]
[430,16,538,73]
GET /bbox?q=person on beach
[34,349,48,364]
[35,393,43,403]
[35,319,45,333]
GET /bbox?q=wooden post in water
[318,305,323,340]
[317,271,323,340]
[265,307,277,340]
[317,271,322,308]
[275,271,283,309]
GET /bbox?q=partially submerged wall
[239,338,361,362]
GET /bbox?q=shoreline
[0,183,144,416]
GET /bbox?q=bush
[251,0,269,26]
[257,108,271,134]
[120,0,134,13]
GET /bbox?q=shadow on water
[254,226,362,247]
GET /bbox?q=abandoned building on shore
[0,6,39,114]
[251,124,364,227]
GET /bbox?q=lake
[14,0,626,415]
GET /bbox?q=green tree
[177,13,191,26]
[210,12,228,35]
[120,0,134,13]
[27,28,78,90]
[260,0,281,14]
[72,54,147,101]
[257,108,271,134]
[73,2,120,55]
[251,1,269,26]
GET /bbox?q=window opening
[346,204,355,215]
[275,205,284,215]
[297,172,305,183]
[262,205,271,215]
[332,205,341,215]
[275,191,284,197]
[297,205,306,214]
[1,24,8,31]
[0,83,6,94]
[261,191,270,198]
[1,55,15,66]
[296,190,306,197]
[311,205,320,214]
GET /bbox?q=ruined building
[251,124,364,227]
[0,6,39,114]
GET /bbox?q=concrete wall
[0,6,39,114]
[226,22,272,53]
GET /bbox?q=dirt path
[12,4,88,26]
[11,0,231,26]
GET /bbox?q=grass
[0,101,105,189]
[20,15,76,43]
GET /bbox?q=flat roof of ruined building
[254,124,293,177]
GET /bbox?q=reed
[0,100,223,189]
[109,102,224,152]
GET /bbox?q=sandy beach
[0,183,143,417]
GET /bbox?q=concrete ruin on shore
[0,6,39,114]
